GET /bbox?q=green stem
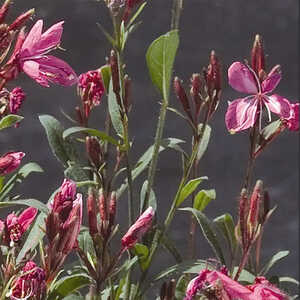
[171,0,183,30]
[143,100,168,211]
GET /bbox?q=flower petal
[35,21,64,55]
[22,60,50,87]
[261,65,281,93]
[265,94,291,119]
[18,207,38,231]
[21,20,43,56]
[225,97,258,132]
[228,62,258,94]
[34,55,78,86]
[285,103,299,131]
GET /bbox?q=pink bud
[121,206,154,250]
[9,87,25,114]
[60,178,77,200]
[0,152,25,176]
[0,0,11,24]
[87,188,98,236]
[251,34,265,78]
[10,261,46,300]
[8,8,35,32]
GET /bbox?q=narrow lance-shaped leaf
[180,207,226,265]
[259,250,290,276]
[146,30,179,101]
[176,177,208,207]
[193,189,216,211]
[0,199,48,214]
[140,180,157,214]
[196,124,212,163]
[100,64,111,93]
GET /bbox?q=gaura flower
[0,152,25,176]
[225,62,292,133]
[0,207,37,244]
[15,20,77,87]
[284,102,299,131]
[185,269,253,300]
[10,261,46,300]
[121,206,154,250]
[247,277,288,300]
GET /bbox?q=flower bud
[190,73,203,116]
[0,0,11,24]
[86,136,102,169]
[174,77,193,122]
[251,34,265,78]
[109,191,117,226]
[121,206,154,250]
[8,8,35,31]
[248,180,263,235]
[110,50,120,96]
[0,24,12,60]
[9,261,46,300]
[0,151,25,176]
[124,74,131,113]
[98,189,107,221]
[87,188,98,236]
[9,87,25,114]
[108,0,126,16]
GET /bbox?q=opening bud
[251,34,265,79]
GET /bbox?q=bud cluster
[173,50,222,131]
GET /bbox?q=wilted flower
[12,20,77,87]
[10,261,46,300]
[0,152,25,176]
[121,206,154,250]
[0,207,37,244]
[247,277,288,300]
[225,62,292,133]
[9,87,25,114]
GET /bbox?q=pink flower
[0,152,25,176]
[9,87,25,114]
[247,277,288,300]
[78,70,105,106]
[225,62,292,133]
[2,207,37,243]
[121,206,154,250]
[16,20,77,87]
[284,102,299,131]
[10,261,46,300]
[185,269,253,300]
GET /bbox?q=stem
[125,151,134,225]
[234,246,251,281]
[143,100,168,210]
[255,227,264,273]
[171,0,183,30]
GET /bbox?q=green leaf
[48,274,91,300]
[175,275,189,300]
[108,80,123,137]
[100,65,111,93]
[176,177,208,207]
[39,115,77,167]
[0,114,23,130]
[279,277,299,286]
[196,124,211,163]
[194,189,216,211]
[17,212,46,263]
[232,267,255,283]
[161,234,182,263]
[146,30,179,100]
[140,180,157,213]
[133,243,149,271]
[0,198,48,214]
[62,295,84,300]
[180,208,226,265]
[18,162,44,178]
[63,127,118,145]
[97,22,116,46]
[213,213,236,254]
[260,119,282,141]
[260,250,290,276]
[153,259,209,281]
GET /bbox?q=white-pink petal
[228,62,258,94]
[265,94,292,119]
[21,20,43,56]
[261,65,281,94]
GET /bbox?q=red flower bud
[9,87,25,114]
[0,0,11,24]
[109,191,117,226]
[121,206,154,250]
[174,77,193,122]
[86,136,102,169]
[8,8,35,32]
[87,188,98,236]
[0,151,25,176]
[124,74,131,113]
[248,180,263,229]
[251,34,265,78]
[110,50,120,96]
[98,188,107,221]
[190,73,203,116]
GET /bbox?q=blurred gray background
[0,0,298,297]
